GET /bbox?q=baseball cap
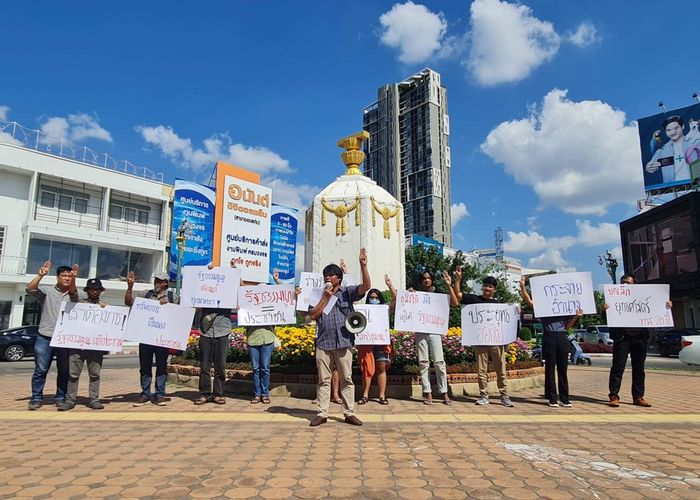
[84,278,105,291]
[153,272,170,282]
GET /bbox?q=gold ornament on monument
[337,130,369,176]
[371,196,400,239]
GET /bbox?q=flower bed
[580,342,613,354]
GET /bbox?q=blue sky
[2,0,699,287]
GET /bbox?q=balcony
[0,256,27,275]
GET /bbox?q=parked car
[657,328,700,357]
[583,325,613,346]
[0,325,38,361]
[572,329,587,342]
[679,336,700,366]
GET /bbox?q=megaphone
[345,311,367,335]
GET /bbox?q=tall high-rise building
[362,68,452,245]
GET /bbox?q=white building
[0,123,172,329]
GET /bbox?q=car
[658,328,700,357]
[679,336,700,366]
[0,325,38,361]
[572,329,587,342]
[585,325,613,346]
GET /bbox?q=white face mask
[368,298,381,304]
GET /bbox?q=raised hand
[229,258,237,269]
[207,261,215,270]
[359,247,367,266]
[38,261,51,277]
[71,264,80,278]
[384,274,393,289]
[339,259,349,274]
[273,268,279,280]
[442,271,452,287]
[127,271,135,289]
[454,266,462,282]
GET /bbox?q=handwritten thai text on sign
[181,266,240,308]
[124,298,195,350]
[51,303,130,351]
[296,272,324,311]
[238,285,297,326]
[461,303,519,346]
[603,284,673,328]
[530,272,596,318]
[353,304,390,345]
[394,290,449,335]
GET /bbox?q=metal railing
[0,255,27,275]
[0,120,164,183]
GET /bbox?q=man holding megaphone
[308,248,371,427]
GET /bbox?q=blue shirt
[313,285,361,351]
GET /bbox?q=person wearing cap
[125,270,177,407]
[58,278,108,411]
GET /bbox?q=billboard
[410,234,444,254]
[638,103,700,192]
[168,179,216,280]
[269,204,298,284]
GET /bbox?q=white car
[679,336,700,366]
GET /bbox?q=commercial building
[0,123,172,329]
[362,68,452,245]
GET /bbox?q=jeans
[199,336,228,397]
[139,343,169,398]
[415,333,447,395]
[609,334,647,400]
[66,349,104,403]
[30,334,69,402]
[249,342,274,397]
[542,331,570,404]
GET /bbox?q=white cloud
[264,177,320,212]
[506,220,620,255]
[575,220,619,247]
[451,202,469,226]
[39,113,113,143]
[528,248,574,272]
[566,21,600,47]
[0,105,9,121]
[137,124,292,174]
[481,89,642,215]
[466,0,560,86]
[504,230,547,253]
[379,2,448,64]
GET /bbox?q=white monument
[304,131,406,290]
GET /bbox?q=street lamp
[598,250,618,284]
[175,218,189,298]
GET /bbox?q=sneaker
[501,396,515,407]
[561,402,573,408]
[608,397,620,407]
[57,402,75,412]
[633,398,652,408]
[153,396,167,406]
[475,396,489,405]
[87,400,104,410]
[548,401,559,407]
[27,400,42,411]
[133,395,150,407]
[53,399,65,407]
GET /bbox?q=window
[26,238,90,278]
[58,194,72,211]
[109,200,152,225]
[96,248,153,283]
[124,207,137,222]
[0,226,5,256]
[137,210,149,225]
[74,197,88,214]
[109,204,122,219]
[38,185,90,215]
[40,191,56,208]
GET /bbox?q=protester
[125,271,176,407]
[605,274,672,408]
[520,277,582,407]
[26,261,79,410]
[412,270,452,406]
[308,248,370,426]
[58,278,108,411]
[357,275,396,405]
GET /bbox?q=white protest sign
[124,298,195,350]
[461,303,519,346]
[530,272,596,318]
[238,285,297,326]
[353,304,390,345]
[307,287,338,315]
[51,302,129,352]
[341,274,356,287]
[394,290,449,335]
[296,272,324,311]
[603,284,673,328]
[181,266,240,309]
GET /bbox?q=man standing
[125,271,175,407]
[26,261,79,410]
[58,278,108,411]
[309,248,370,427]
[447,268,514,407]
[646,116,700,184]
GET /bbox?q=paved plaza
[1,363,700,499]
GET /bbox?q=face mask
[368,298,380,304]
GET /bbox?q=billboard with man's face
[638,103,700,193]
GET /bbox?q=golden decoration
[321,195,360,236]
[337,131,370,176]
[370,196,400,239]
[305,207,313,241]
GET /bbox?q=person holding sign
[604,274,672,408]
[26,261,79,410]
[308,248,370,427]
[448,270,514,408]
[125,271,177,407]
[520,277,581,408]
[58,278,108,411]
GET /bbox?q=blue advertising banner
[169,179,216,280]
[638,103,700,193]
[269,204,298,284]
[411,234,444,255]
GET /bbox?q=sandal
[442,399,453,406]
[423,399,433,405]
[379,398,389,405]
[261,397,271,404]
[250,396,261,404]
[213,396,226,405]
[194,396,209,405]
[331,398,342,404]
[357,397,369,405]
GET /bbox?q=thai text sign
[51,302,129,351]
[394,290,449,335]
[181,266,240,309]
[353,304,390,346]
[269,204,297,284]
[296,272,324,311]
[603,284,673,328]
[530,272,596,318]
[238,285,297,326]
[124,298,195,350]
[461,303,519,346]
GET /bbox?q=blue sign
[411,234,444,254]
[169,179,216,280]
[269,204,298,284]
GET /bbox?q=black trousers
[542,332,570,404]
[198,336,228,397]
[609,334,647,400]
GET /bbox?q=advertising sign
[269,204,298,284]
[637,103,700,192]
[169,179,216,280]
[394,290,449,335]
[51,302,129,351]
[237,285,297,326]
[603,284,673,328]
[353,304,391,346]
[180,265,241,309]
[124,298,195,351]
[529,272,596,318]
[461,303,519,346]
